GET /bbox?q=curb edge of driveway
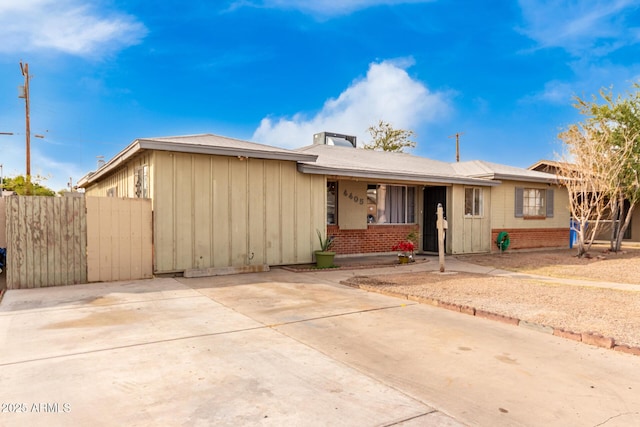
[341,281,640,357]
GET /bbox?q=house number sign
[343,189,364,205]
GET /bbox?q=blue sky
[1,0,640,191]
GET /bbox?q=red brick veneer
[491,228,569,252]
[327,224,419,255]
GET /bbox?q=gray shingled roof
[296,144,499,186]
[79,134,317,187]
[79,133,557,189]
[453,160,558,184]
[138,134,317,161]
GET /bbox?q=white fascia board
[79,139,319,188]
[78,140,142,187]
[491,173,558,184]
[138,140,318,162]
[298,164,499,187]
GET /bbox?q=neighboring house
[529,160,639,243]
[78,133,569,274]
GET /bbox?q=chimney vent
[313,132,357,148]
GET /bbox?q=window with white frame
[515,187,554,218]
[464,187,483,217]
[106,186,117,197]
[135,165,149,198]
[367,184,415,224]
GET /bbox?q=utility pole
[448,132,464,162]
[19,61,31,195]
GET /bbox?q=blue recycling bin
[569,219,576,248]
[569,219,586,249]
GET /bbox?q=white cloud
[521,80,575,105]
[522,60,640,106]
[517,0,639,56]
[252,60,450,148]
[229,0,434,17]
[0,0,147,57]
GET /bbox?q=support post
[436,203,445,272]
[19,62,31,195]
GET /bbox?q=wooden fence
[4,196,152,290]
[86,197,153,283]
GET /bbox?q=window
[465,188,483,217]
[327,181,337,225]
[106,186,117,197]
[523,189,545,217]
[515,187,554,218]
[367,184,416,224]
[135,165,149,198]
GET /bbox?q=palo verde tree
[364,120,416,152]
[571,84,640,252]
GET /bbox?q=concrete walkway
[1,262,639,426]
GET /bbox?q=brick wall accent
[491,228,569,252]
[327,224,419,255]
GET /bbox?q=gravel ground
[456,245,640,284]
[343,247,640,348]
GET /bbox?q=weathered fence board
[5,195,151,289]
[86,197,153,283]
[6,196,87,289]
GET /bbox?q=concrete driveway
[1,266,639,426]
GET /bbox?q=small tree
[557,123,633,257]
[574,85,640,252]
[2,175,56,196]
[364,120,416,152]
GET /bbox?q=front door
[423,186,447,252]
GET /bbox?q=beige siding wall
[153,151,325,273]
[594,209,640,243]
[338,181,368,230]
[84,152,152,199]
[490,181,570,229]
[633,209,640,241]
[449,185,492,254]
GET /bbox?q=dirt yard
[343,245,640,348]
[456,244,640,285]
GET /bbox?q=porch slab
[184,264,270,278]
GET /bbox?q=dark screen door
[423,186,447,252]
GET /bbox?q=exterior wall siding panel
[491,181,570,230]
[84,152,152,199]
[265,162,282,264]
[153,152,324,273]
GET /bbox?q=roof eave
[78,140,142,188]
[78,138,318,188]
[297,164,499,186]
[492,173,558,184]
[137,139,318,162]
